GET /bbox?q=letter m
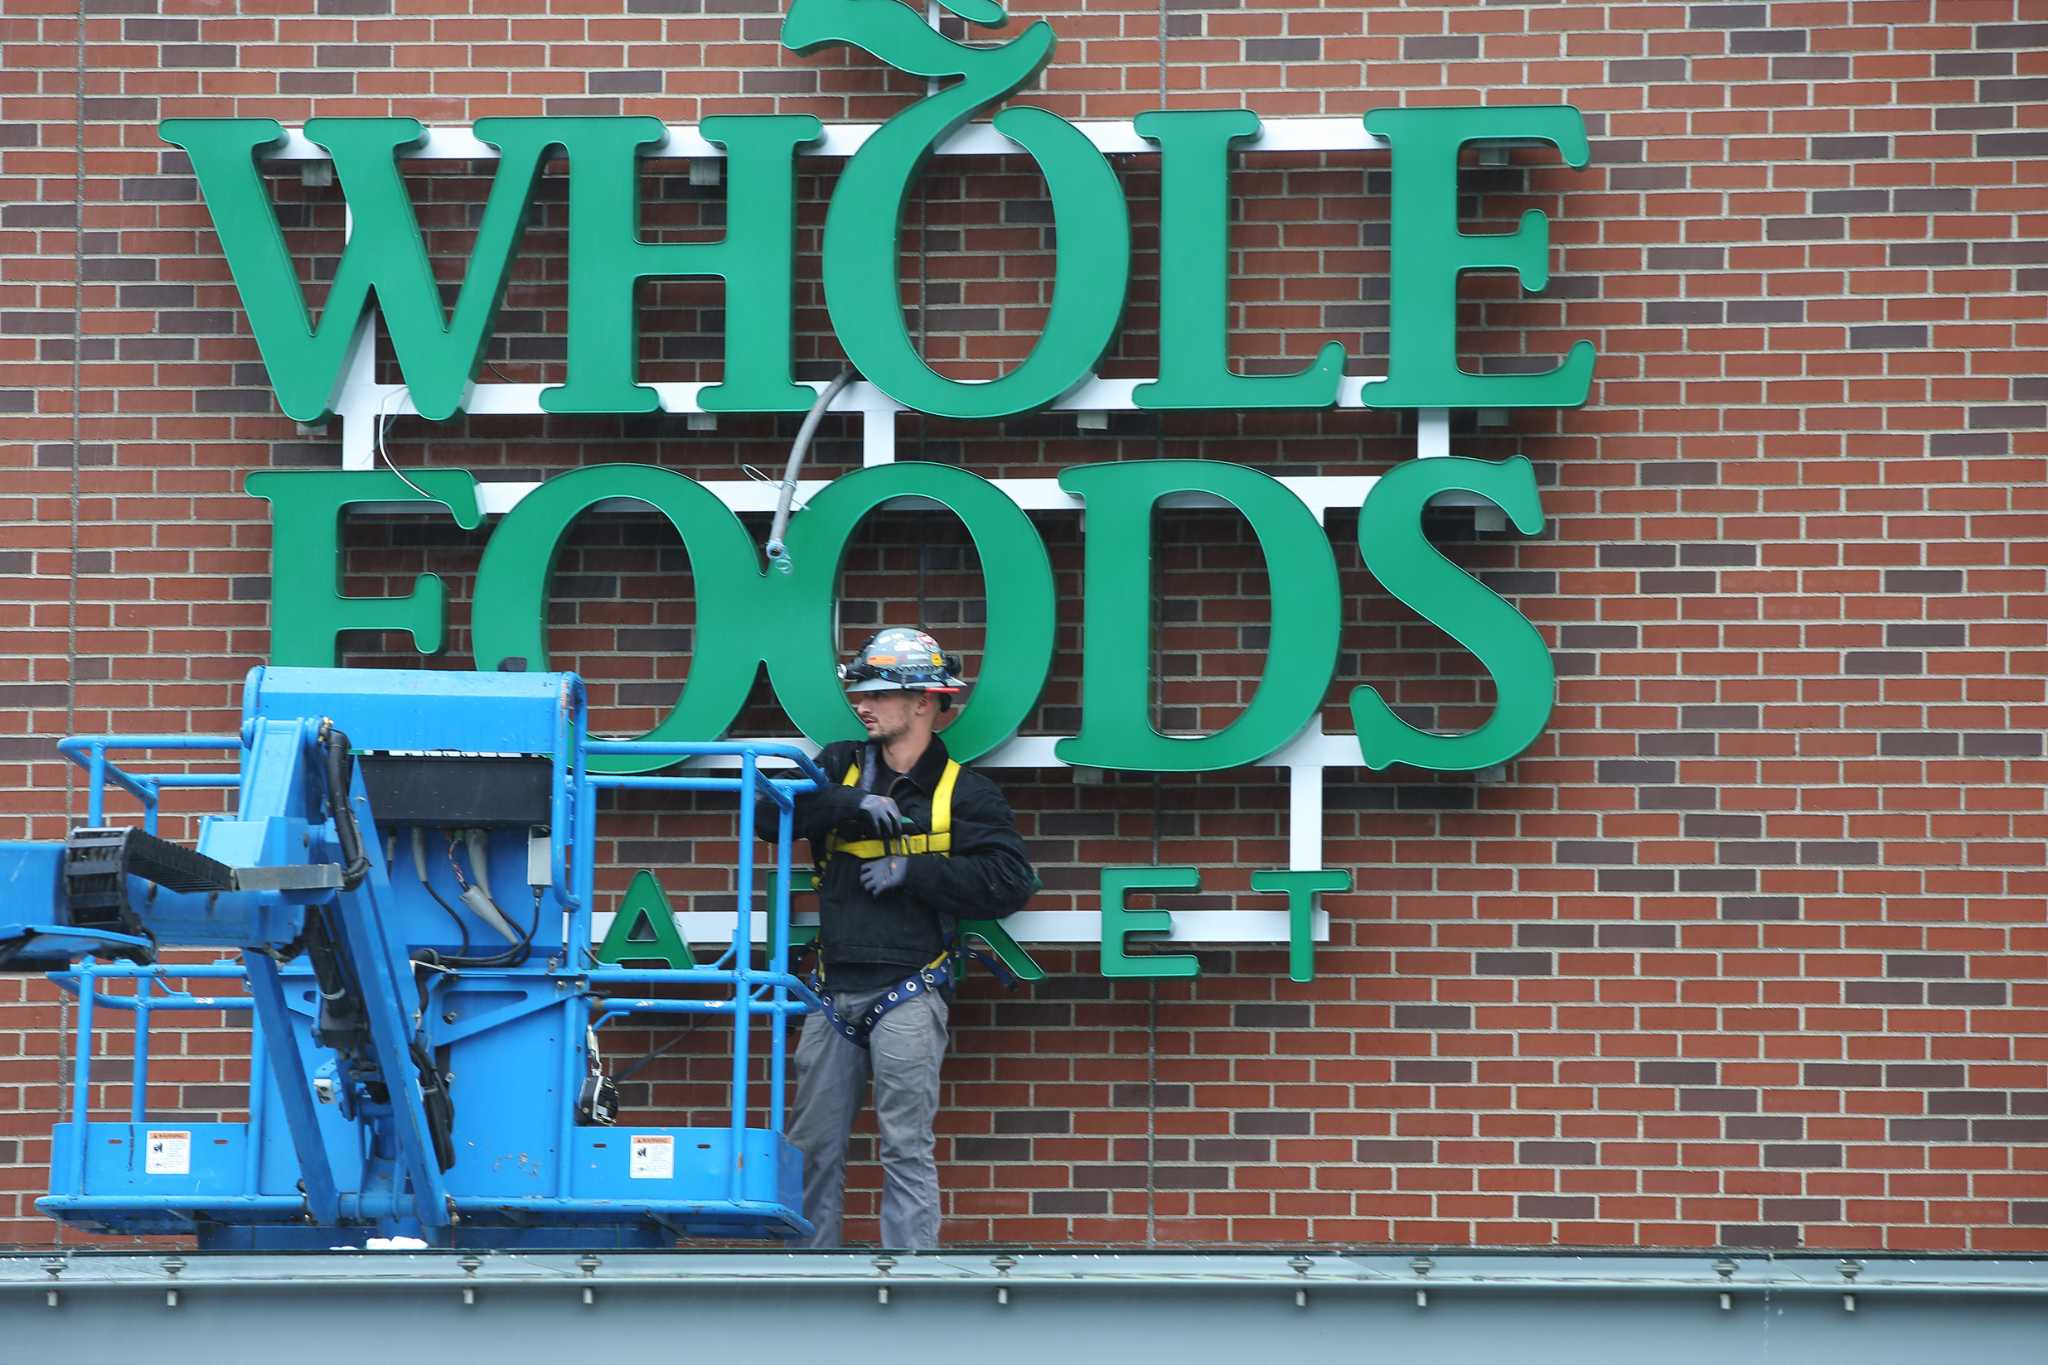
[160,118,553,423]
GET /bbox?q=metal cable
[52,7,90,1252]
[763,366,855,572]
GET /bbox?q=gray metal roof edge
[5,1250,2048,1297]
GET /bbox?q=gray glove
[857,794,904,839]
[858,855,911,895]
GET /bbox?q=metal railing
[43,720,831,1224]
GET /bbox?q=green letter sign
[1133,109,1344,411]
[1250,868,1350,983]
[1362,105,1594,409]
[246,468,481,663]
[594,869,697,969]
[1100,866,1201,979]
[160,119,553,424]
[252,458,1560,778]
[163,115,819,422]
[533,116,821,416]
[166,3,1595,424]
[1351,455,1554,771]
[788,0,1130,417]
[1058,461,1339,771]
[471,465,767,772]
[775,463,1056,758]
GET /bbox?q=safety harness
[808,753,985,1048]
[820,756,959,863]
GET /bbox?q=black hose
[410,1036,458,1171]
[302,907,351,1004]
[428,884,539,970]
[418,865,473,958]
[319,724,371,891]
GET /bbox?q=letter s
[1351,456,1554,772]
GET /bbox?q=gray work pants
[787,984,949,1249]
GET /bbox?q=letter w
[159,118,552,423]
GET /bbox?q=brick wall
[3,0,2045,1251]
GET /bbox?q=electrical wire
[445,831,469,891]
[763,366,856,573]
[374,386,436,502]
[418,857,473,957]
[459,884,540,969]
[409,830,536,969]
[614,1014,700,1086]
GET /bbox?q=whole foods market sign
[170,3,1594,940]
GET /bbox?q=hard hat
[839,628,966,699]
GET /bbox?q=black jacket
[758,734,1034,977]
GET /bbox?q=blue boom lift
[0,666,828,1249]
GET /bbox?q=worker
[762,627,1035,1249]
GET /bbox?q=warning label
[145,1129,191,1176]
[629,1134,674,1181]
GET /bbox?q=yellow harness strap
[824,756,959,860]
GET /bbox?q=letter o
[771,463,1056,760]
[471,464,768,775]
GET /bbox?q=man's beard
[865,710,910,746]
